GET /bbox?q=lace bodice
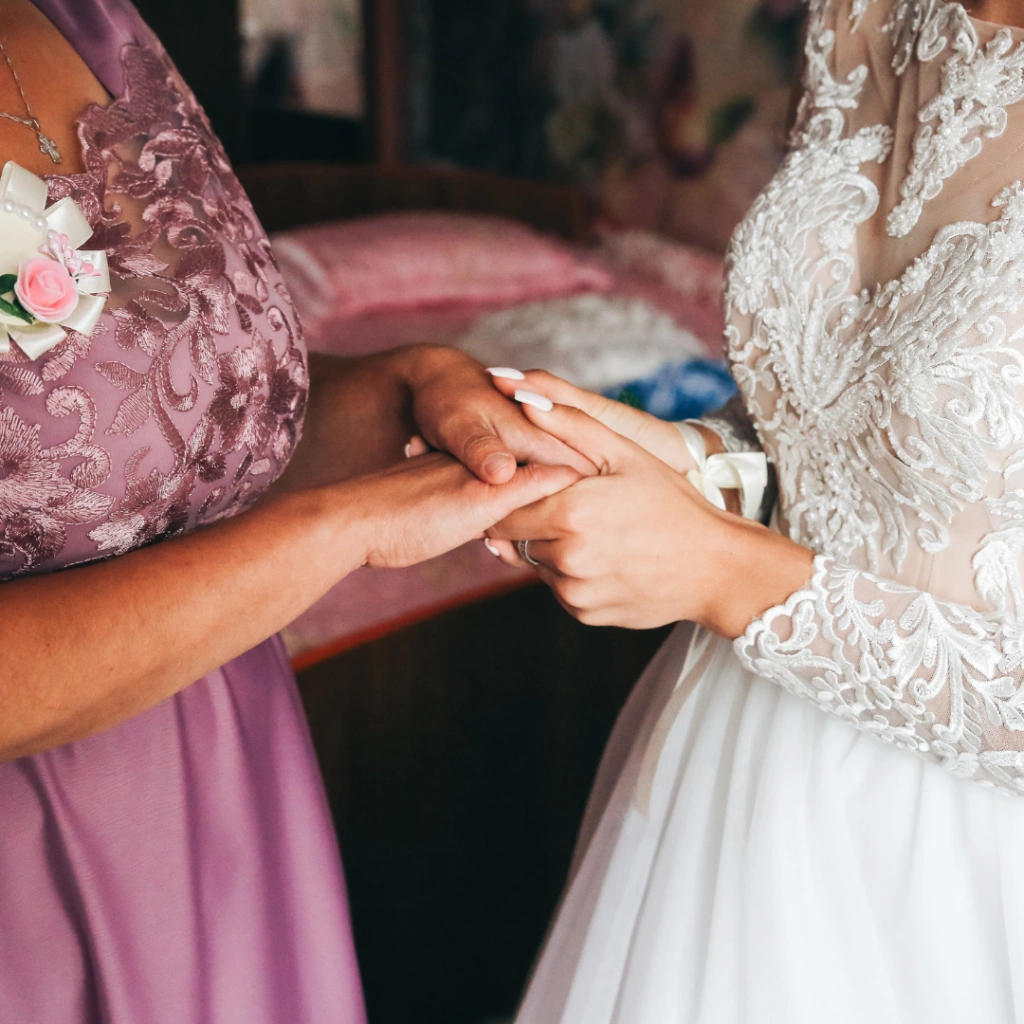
[714,0,1024,793]
[0,13,307,579]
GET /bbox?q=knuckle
[558,500,589,535]
[460,429,497,459]
[556,543,589,579]
[526,368,555,386]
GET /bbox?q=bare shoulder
[0,0,112,176]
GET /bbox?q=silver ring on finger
[517,539,541,567]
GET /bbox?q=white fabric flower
[0,161,109,359]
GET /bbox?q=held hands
[349,451,580,570]
[386,347,812,634]
[485,367,745,515]
[484,391,814,638]
[484,398,731,629]
[399,347,597,482]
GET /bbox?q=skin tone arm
[0,334,587,762]
[1,454,579,762]
[0,5,592,761]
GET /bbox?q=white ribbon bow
[675,420,768,521]
[0,161,110,360]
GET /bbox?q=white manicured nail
[515,390,553,412]
[404,442,413,458]
[487,367,526,380]
[484,539,501,557]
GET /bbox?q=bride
[482,0,1024,1020]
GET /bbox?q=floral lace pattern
[885,6,1024,237]
[717,1,1024,795]
[736,557,1024,792]
[0,32,307,579]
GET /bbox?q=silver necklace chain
[0,35,60,164]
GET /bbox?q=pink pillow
[272,213,612,331]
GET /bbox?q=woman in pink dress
[0,2,588,1021]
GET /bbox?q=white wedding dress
[516,3,1024,1021]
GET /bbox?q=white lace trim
[735,556,1024,794]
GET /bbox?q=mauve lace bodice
[0,9,308,579]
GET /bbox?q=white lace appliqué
[727,5,1024,573]
[887,9,1024,236]
[735,556,1024,792]
[717,2,1024,796]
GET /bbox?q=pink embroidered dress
[0,3,367,1021]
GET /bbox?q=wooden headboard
[236,162,595,241]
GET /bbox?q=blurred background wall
[402,0,804,249]
[135,0,803,251]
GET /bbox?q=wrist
[287,477,377,574]
[699,516,815,640]
[387,343,463,390]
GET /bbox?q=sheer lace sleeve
[735,556,1024,795]
[716,2,1024,797]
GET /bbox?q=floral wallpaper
[409,0,804,252]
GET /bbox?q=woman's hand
[485,400,813,637]
[398,348,598,480]
[486,367,701,473]
[275,348,597,494]
[349,451,581,569]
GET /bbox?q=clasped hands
[478,368,747,634]
[395,348,811,640]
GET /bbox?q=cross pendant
[38,133,60,164]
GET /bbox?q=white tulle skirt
[516,624,1024,1024]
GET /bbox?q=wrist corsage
[0,160,109,360]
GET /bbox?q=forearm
[1,444,579,760]
[0,484,369,760]
[272,350,415,493]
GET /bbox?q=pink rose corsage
[0,161,110,360]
